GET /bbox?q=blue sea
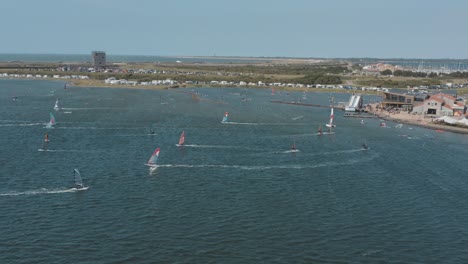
[1,79,467,263]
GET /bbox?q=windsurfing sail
[54,99,60,111]
[271,88,275,95]
[45,112,56,128]
[146,147,160,167]
[221,112,229,123]
[326,107,336,128]
[73,169,84,189]
[177,131,185,146]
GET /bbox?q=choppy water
[1,79,467,263]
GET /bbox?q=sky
[2,0,468,58]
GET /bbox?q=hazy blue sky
[2,0,467,58]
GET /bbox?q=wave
[0,188,81,196]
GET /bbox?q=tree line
[380,69,468,78]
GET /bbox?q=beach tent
[457,118,468,127]
[434,116,458,125]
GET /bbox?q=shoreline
[2,77,466,135]
[368,105,468,135]
[0,76,380,95]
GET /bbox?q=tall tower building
[92,51,106,69]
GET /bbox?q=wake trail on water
[0,123,43,127]
[157,154,377,170]
[223,122,307,126]
[0,188,81,196]
[180,144,256,150]
[57,127,139,130]
[60,107,129,110]
[38,149,101,153]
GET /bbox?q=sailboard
[221,112,229,123]
[54,99,60,111]
[317,124,323,135]
[45,112,56,129]
[73,169,89,191]
[146,147,160,171]
[290,140,299,153]
[176,131,185,146]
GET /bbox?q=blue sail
[73,169,84,188]
[221,112,228,123]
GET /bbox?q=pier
[269,100,344,109]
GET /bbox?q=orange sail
[178,131,185,146]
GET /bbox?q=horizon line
[0,53,467,61]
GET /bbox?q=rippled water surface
[1,79,467,263]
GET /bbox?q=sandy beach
[368,104,468,135]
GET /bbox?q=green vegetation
[356,77,441,88]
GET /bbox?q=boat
[44,133,49,142]
[45,112,56,129]
[73,169,89,191]
[325,107,336,128]
[176,131,185,146]
[54,99,60,111]
[146,147,160,171]
[221,112,229,123]
[395,123,403,128]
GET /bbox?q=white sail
[54,100,60,111]
[325,107,336,128]
[45,112,56,129]
[73,169,84,188]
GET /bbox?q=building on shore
[92,51,106,69]
[412,93,465,116]
[380,91,415,111]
